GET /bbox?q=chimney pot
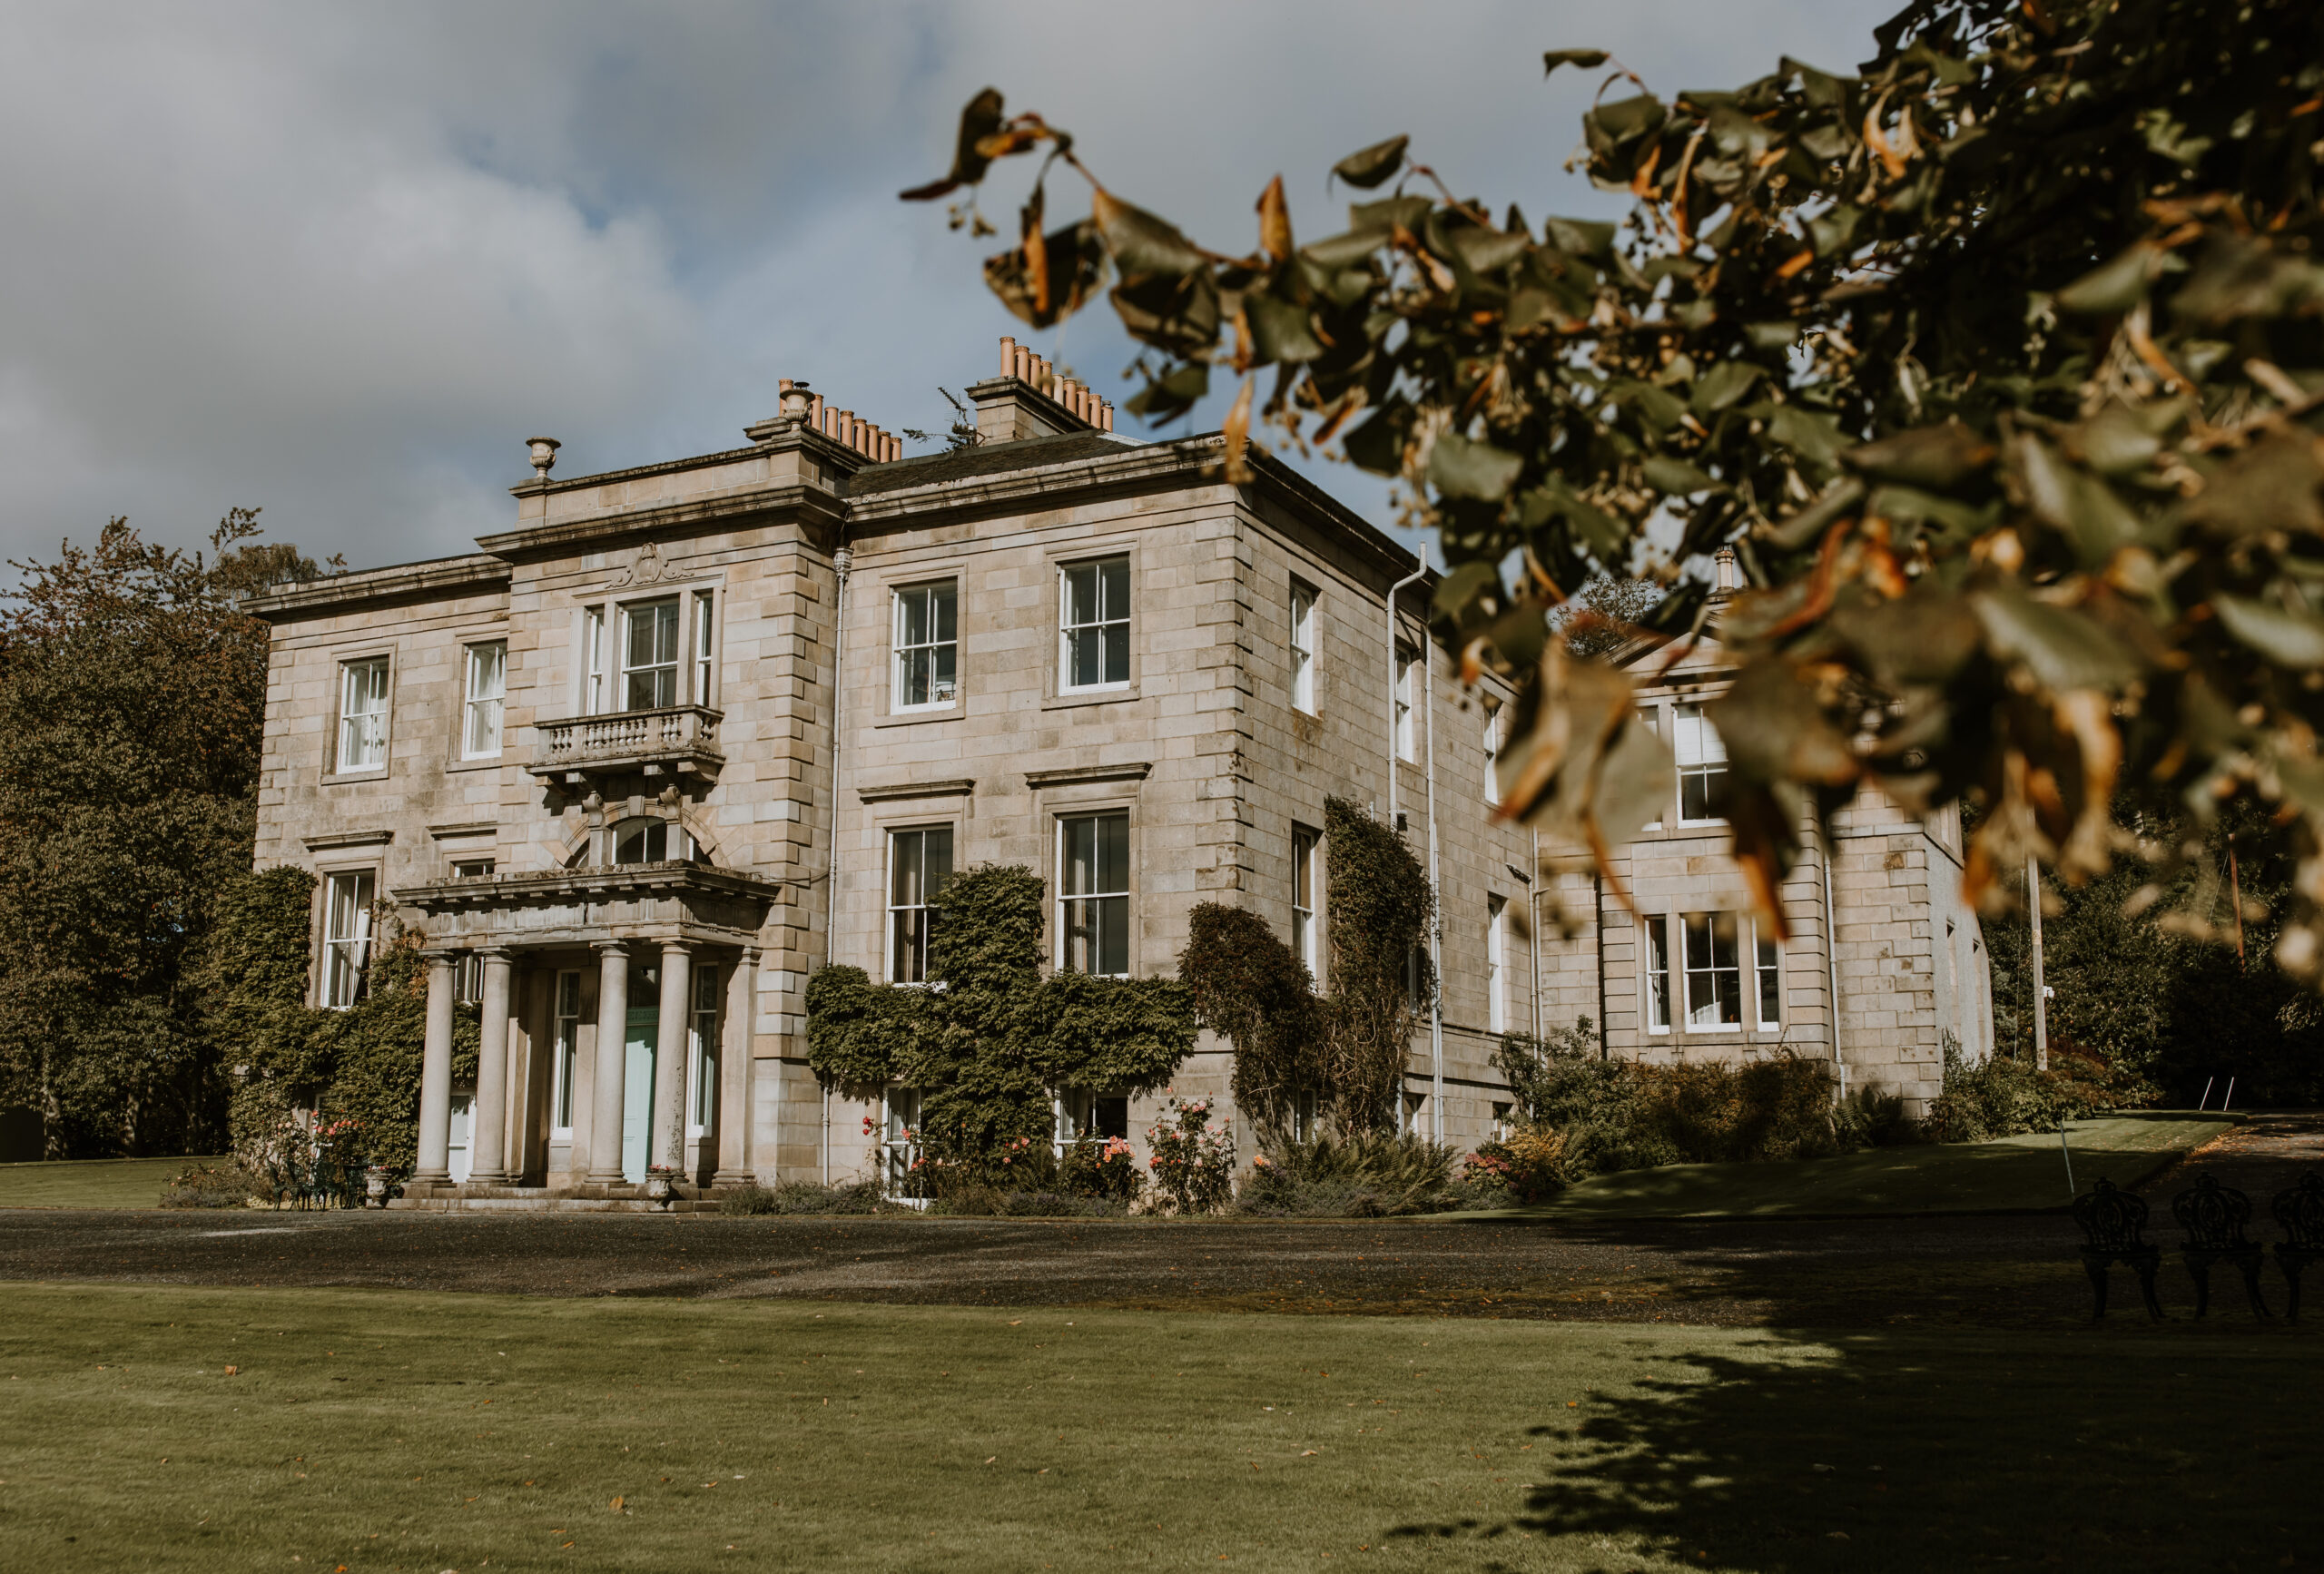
[1000,336,1017,374]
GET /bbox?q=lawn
[1472,1112,2234,1221]
[0,1283,2314,1572]
[0,1155,217,1211]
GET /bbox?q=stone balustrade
[528,704,724,784]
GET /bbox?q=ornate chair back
[2171,1173,2254,1251]
[2273,1173,2324,1250]
[2074,1178,2150,1254]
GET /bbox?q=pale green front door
[622,1007,658,1183]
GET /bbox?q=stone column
[650,940,694,1177]
[467,949,515,1185]
[586,941,630,1185]
[413,952,458,1183]
[714,947,759,1185]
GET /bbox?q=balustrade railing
[530,704,723,776]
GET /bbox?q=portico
[395,861,780,1208]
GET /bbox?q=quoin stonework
[248,339,1993,1209]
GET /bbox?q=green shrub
[717,1183,777,1216]
[1923,1036,2152,1142]
[1463,1128,1570,1202]
[1146,1098,1236,1215]
[1059,1137,1144,1205]
[1242,1131,1465,1216]
[160,1161,265,1210]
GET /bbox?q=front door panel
[621,1007,657,1183]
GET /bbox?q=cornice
[1024,762,1153,790]
[248,556,510,622]
[474,485,846,562]
[303,829,395,851]
[856,778,976,803]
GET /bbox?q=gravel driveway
[6,1114,2310,1329]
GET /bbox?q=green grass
[1470,1113,2233,1221]
[0,1283,2314,1571]
[0,1155,221,1210]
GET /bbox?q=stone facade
[1534,608,1995,1113]
[248,340,1992,1209]
[250,343,1541,1206]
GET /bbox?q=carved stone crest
[609,541,683,589]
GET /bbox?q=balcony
[529,705,724,786]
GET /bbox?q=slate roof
[844,431,1143,497]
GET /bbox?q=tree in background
[805,865,1196,1170]
[903,0,2324,1002]
[0,512,330,1156]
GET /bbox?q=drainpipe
[1593,874,1609,1060]
[1529,827,1542,1041]
[1822,820,1845,1097]
[2027,853,2048,1071]
[1423,638,1443,1144]
[821,541,852,1185]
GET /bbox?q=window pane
[1757,932,1782,1026]
[1099,558,1129,619]
[1059,814,1130,975]
[1103,622,1129,684]
[1064,565,1098,628]
[1098,894,1128,975]
[1068,628,1101,690]
[1647,916,1670,1031]
[899,586,931,647]
[614,819,668,863]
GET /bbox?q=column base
[710,1170,758,1189]
[411,1167,451,1185]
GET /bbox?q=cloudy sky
[1,0,1902,575]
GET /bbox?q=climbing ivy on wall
[1177,797,1432,1137]
[202,864,478,1176]
[805,864,1196,1165]
[1319,797,1432,1135]
[1176,902,1320,1138]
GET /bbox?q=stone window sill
[1042,686,1141,713]
[872,707,961,730]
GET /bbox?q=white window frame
[582,607,609,715]
[1680,910,1745,1030]
[693,590,716,709]
[336,657,390,774]
[1487,894,1508,1034]
[321,871,375,1009]
[1289,580,1318,714]
[1756,925,1784,1029]
[1393,648,1418,762]
[882,1087,927,1201]
[1291,823,1321,989]
[1057,811,1132,977]
[1637,705,1665,830]
[1645,913,1672,1035]
[461,640,506,760]
[891,580,960,713]
[885,825,954,984]
[551,970,582,1136]
[688,964,718,1137]
[1059,556,1132,694]
[1673,702,1729,826]
[1482,703,1502,807]
[620,596,682,712]
[608,816,693,865]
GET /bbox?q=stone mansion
[248,337,1992,1207]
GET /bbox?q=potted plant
[645,1163,677,1206]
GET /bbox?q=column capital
[660,938,694,959]
[423,949,458,971]
[477,945,516,962]
[593,939,630,957]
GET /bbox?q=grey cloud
[0,0,1896,571]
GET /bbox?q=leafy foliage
[1176,901,1320,1135]
[805,864,1196,1166]
[1143,1097,1236,1215]
[1320,797,1431,1132]
[906,0,2324,990]
[0,512,329,1156]
[1495,1018,1879,1178]
[1242,1130,1467,1217]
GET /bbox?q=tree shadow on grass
[1385,1319,2319,1572]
